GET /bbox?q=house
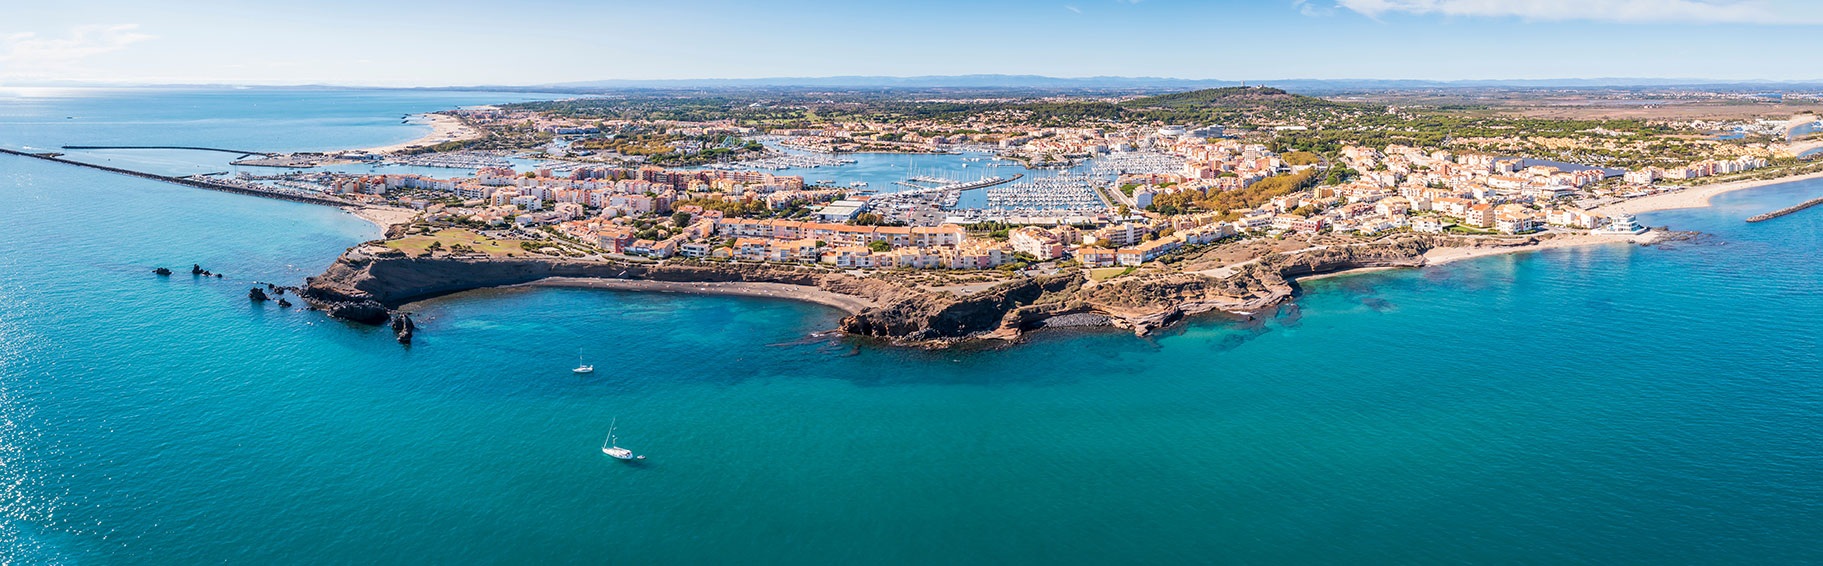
[1115,237,1184,266]
[1009,227,1066,260]
[1375,196,1412,217]
[1412,216,1451,234]
[1288,216,1327,233]
[1546,207,1599,229]
[1463,203,1495,228]
[733,238,771,261]
[1077,248,1119,267]
[1432,196,1472,217]
[679,241,713,258]
[1237,212,1275,231]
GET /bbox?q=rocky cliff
[302,237,1440,348]
[301,246,916,309]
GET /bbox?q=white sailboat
[601,418,642,460]
[573,348,594,374]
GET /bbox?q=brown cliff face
[302,237,1440,347]
[837,274,1084,343]
[302,246,909,307]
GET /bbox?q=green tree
[867,240,892,252]
[672,211,693,227]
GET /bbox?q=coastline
[1422,231,1662,266]
[1313,170,1821,275]
[344,205,417,231]
[516,277,878,314]
[1593,170,1823,216]
[360,113,480,154]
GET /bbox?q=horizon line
[6,74,1823,91]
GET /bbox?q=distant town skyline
[4,0,1822,87]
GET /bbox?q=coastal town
[255,89,1821,279]
[15,85,1821,343]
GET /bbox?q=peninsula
[191,86,1817,346]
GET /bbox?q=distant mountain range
[532,74,1823,92]
[10,75,1823,93]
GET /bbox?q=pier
[873,174,1022,202]
[61,145,277,157]
[1746,196,1823,222]
[1,148,349,207]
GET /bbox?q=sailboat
[601,418,643,460]
[573,348,594,374]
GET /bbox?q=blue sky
[2,0,1820,86]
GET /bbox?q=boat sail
[601,418,643,460]
[573,349,594,374]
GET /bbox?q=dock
[874,174,1022,202]
[2,148,349,207]
[1746,196,1823,222]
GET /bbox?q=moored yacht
[601,418,644,460]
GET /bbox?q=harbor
[982,173,1108,214]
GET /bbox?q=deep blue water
[0,86,557,176]
[2,89,1821,564]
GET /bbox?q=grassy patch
[386,229,531,256]
[1090,267,1134,281]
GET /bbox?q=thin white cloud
[1066,5,1083,13]
[1329,0,1823,24]
[1294,0,1335,16]
[0,24,154,70]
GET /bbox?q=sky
[2,0,1821,86]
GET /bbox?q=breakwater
[0,148,348,206]
[1746,196,1823,222]
[61,145,275,156]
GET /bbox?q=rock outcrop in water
[302,238,1441,348]
[248,287,269,302]
[153,267,172,276]
[391,313,415,344]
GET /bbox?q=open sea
[2,88,1820,564]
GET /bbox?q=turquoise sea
[2,89,1820,564]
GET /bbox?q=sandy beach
[345,206,418,231]
[1423,231,1662,266]
[522,277,877,314]
[360,113,481,154]
[1593,170,1823,216]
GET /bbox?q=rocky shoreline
[298,236,1465,348]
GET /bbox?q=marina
[1089,151,1187,177]
[384,150,517,169]
[983,173,1108,213]
[709,151,856,171]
